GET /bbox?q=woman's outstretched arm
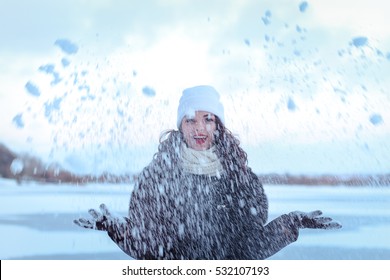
[251,210,342,259]
[74,203,135,257]
[245,170,341,259]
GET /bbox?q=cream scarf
[180,144,223,177]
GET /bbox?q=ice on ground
[0,178,389,260]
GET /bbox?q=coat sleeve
[249,170,269,224]
[109,161,174,259]
[257,214,299,259]
[232,213,299,260]
[238,170,299,259]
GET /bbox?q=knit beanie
[177,85,225,128]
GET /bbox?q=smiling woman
[1,0,390,264]
[74,85,341,260]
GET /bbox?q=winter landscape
[1,0,390,262]
[0,177,389,260]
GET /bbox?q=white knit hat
[177,85,225,128]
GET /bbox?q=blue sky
[0,0,389,175]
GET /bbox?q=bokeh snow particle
[12,114,24,128]
[299,2,308,13]
[25,81,41,97]
[44,97,63,120]
[54,39,79,55]
[262,10,272,25]
[39,64,62,85]
[369,114,383,125]
[142,86,156,97]
[352,37,368,48]
[61,58,71,67]
[287,97,297,111]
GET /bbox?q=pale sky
[0,0,389,175]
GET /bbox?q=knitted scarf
[179,144,223,177]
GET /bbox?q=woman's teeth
[194,135,207,144]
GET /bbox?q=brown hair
[213,117,248,173]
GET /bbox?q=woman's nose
[194,121,205,131]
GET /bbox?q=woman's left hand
[289,210,342,230]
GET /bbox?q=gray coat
[110,135,299,259]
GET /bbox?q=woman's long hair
[156,116,249,174]
[213,117,248,173]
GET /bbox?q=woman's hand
[289,210,342,230]
[74,203,129,242]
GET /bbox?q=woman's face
[181,111,217,151]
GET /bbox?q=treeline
[0,143,135,185]
[1,143,389,186]
[258,173,390,187]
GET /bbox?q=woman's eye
[205,118,214,123]
[186,119,195,123]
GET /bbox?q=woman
[74,85,341,259]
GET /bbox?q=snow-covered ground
[0,178,389,260]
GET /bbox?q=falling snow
[1,0,390,262]
[369,113,383,125]
[54,39,79,55]
[299,2,308,13]
[25,81,41,97]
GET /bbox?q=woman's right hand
[74,203,129,242]
[74,203,111,231]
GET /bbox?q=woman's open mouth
[193,135,207,145]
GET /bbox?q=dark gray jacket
[111,150,298,259]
